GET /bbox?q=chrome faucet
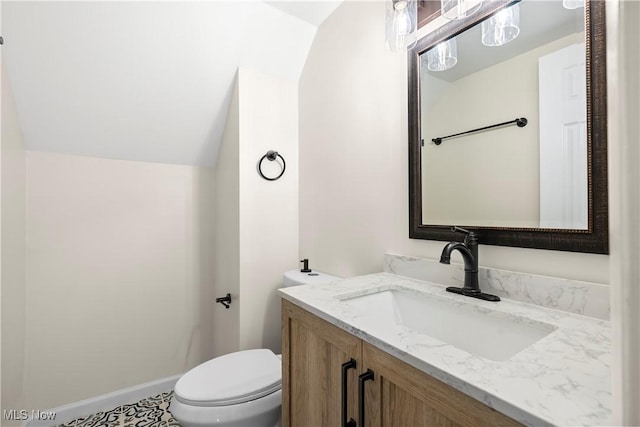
[440,227,500,302]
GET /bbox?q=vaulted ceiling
[2,1,341,167]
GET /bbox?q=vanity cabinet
[281,299,361,426]
[282,300,521,427]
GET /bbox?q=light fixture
[563,0,584,9]
[385,0,417,53]
[441,0,483,20]
[481,3,520,46]
[425,38,458,72]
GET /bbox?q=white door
[538,42,587,229]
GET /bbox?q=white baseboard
[23,374,181,427]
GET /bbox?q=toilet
[170,268,340,427]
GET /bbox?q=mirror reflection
[420,0,586,229]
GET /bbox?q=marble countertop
[278,272,611,427]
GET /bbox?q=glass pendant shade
[563,0,584,9]
[426,38,458,72]
[441,0,483,20]
[481,3,520,46]
[385,0,418,53]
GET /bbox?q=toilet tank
[282,269,341,287]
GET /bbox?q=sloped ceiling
[2,1,340,167]
[266,1,342,26]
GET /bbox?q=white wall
[213,78,241,358]
[214,68,299,356]
[6,64,297,414]
[1,63,27,422]
[25,151,215,410]
[299,0,609,285]
[608,0,640,423]
[237,68,298,352]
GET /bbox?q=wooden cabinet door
[282,300,362,427]
[362,342,522,427]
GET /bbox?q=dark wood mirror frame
[408,0,608,254]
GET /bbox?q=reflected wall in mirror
[408,0,608,253]
[421,1,585,229]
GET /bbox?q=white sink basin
[340,288,556,361]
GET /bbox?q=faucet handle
[451,226,471,235]
[451,226,476,245]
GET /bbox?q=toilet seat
[174,349,281,407]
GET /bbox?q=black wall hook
[216,293,232,309]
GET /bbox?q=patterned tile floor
[55,391,181,427]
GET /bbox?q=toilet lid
[174,349,282,407]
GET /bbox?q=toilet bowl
[170,269,341,427]
[169,349,282,427]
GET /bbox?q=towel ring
[258,150,286,181]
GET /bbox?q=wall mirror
[408,0,608,254]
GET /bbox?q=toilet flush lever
[216,293,232,309]
[300,259,311,273]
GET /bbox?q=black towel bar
[430,117,528,146]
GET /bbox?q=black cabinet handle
[341,359,357,427]
[358,369,375,427]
